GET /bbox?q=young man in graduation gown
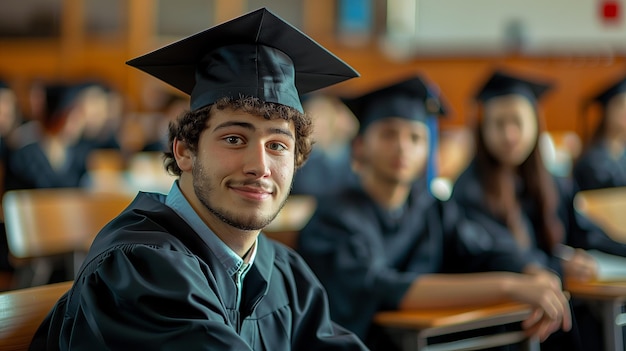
[296,75,572,350]
[29,8,367,351]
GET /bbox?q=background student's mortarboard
[44,84,78,119]
[589,75,626,107]
[126,8,359,113]
[475,69,553,104]
[578,74,626,142]
[342,75,448,135]
[41,83,91,129]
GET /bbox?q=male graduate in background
[297,75,572,350]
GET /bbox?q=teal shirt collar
[164,181,256,277]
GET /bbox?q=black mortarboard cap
[475,70,552,104]
[590,75,626,107]
[43,83,87,123]
[343,75,447,134]
[126,8,359,113]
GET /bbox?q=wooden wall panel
[316,39,626,140]
[0,1,624,143]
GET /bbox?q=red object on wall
[601,0,621,23]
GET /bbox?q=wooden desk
[567,280,626,351]
[374,303,538,351]
[0,281,72,351]
[574,187,626,243]
[3,189,134,288]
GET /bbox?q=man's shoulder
[87,192,195,256]
[261,234,299,265]
[261,235,325,288]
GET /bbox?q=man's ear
[173,138,193,172]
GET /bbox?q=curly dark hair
[164,96,313,176]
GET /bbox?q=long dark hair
[474,104,563,250]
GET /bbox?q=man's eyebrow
[212,121,294,140]
[269,127,294,140]
[212,121,255,132]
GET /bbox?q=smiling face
[481,95,539,167]
[176,107,296,231]
[354,117,430,185]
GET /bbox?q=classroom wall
[0,0,624,141]
[413,0,626,54]
[320,41,626,139]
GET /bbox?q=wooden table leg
[603,300,624,351]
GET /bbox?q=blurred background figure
[0,80,21,143]
[298,74,572,350]
[77,81,124,152]
[117,82,188,154]
[6,82,89,190]
[451,69,622,350]
[291,93,358,198]
[0,79,22,285]
[140,91,189,153]
[0,79,22,193]
[573,75,626,191]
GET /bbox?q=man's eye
[225,136,241,144]
[268,142,287,151]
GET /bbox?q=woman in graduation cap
[450,69,611,350]
[573,75,626,191]
[297,74,573,351]
[30,8,367,351]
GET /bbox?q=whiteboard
[385,0,626,55]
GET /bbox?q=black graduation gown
[296,182,528,344]
[451,161,612,351]
[291,146,357,198]
[451,162,563,276]
[6,140,91,190]
[454,161,626,265]
[30,192,367,351]
[573,142,626,191]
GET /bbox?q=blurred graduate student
[298,74,571,351]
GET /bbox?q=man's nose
[243,143,271,177]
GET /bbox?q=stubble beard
[192,161,290,231]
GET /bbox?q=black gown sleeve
[36,245,256,351]
[282,250,369,351]
[297,200,417,339]
[439,199,529,274]
[452,164,564,277]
